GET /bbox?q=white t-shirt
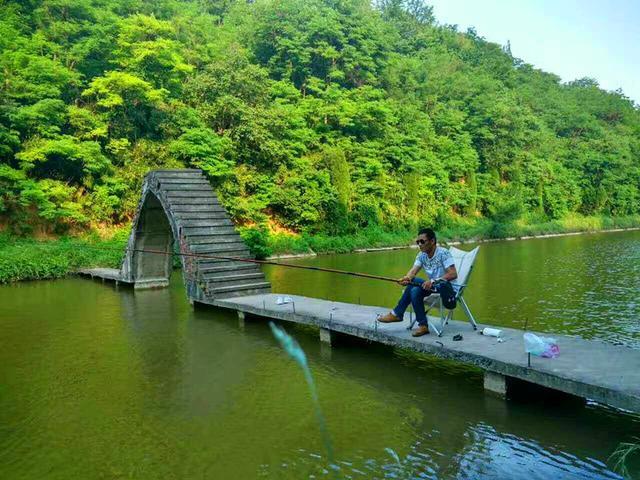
[413,246,455,280]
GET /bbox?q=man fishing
[377,228,457,337]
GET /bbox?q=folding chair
[408,246,480,337]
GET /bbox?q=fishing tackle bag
[435,281,457,310]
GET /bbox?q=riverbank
[264,214,640,258]
[0,232,126,283]
[2,214,640,283]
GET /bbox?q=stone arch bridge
[81,169,271,301]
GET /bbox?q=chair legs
[407,296,477,336]
[407,307,429,330]
[407,301,437,330]
[459,296,478,330]
[406,301,448,337]
[431,308,443,336]
[436,299,445,336]
[434,297,478,336]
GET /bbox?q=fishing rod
[79,244,460,289]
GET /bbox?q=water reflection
[119,284,186,411]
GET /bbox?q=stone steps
[206,281,272,296]
[187,234,241,245]
[199,262,257,274]
[193,253,253,265]
[204,272,267,286]
[196,257,255,270]
[210,287,273,299]
[161,185,212,192]
[157,178,210,185]
[167,198,220,206]
[182,225,236,235]
[190,246,249,258]
[171,204,227,213]
[154,171,204,178]
[191,242,249,253]
[173,212,229,221]
[165,191,218,199]
[179,219,234,229]
[201,268,262,281]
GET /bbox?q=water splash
[269,322,334,465]
[269,322,413,478]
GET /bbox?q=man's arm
[398,265,421,285]
[420,265,457,291]
[437,265,457,282]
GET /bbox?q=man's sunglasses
[416,239,430,245]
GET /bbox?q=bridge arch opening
[130,191,174,288]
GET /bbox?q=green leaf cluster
[1,0,639,237]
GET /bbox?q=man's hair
[417,227,436,242]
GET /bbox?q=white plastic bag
[523,332,559,358]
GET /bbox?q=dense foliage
[1,0,639,237]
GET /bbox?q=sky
[426,0,640,105]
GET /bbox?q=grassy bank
[260,214,640,257]
[2,214,640,283]
[439,214,640,244]
[0,231,127,283]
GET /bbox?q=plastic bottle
[481,327,502,337]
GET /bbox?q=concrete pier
[78,268,640,412]
[237,310,246,328]
[203,293,640,413]
[484,371,507,398]
[319,327,334,345]
[77,267,128,282]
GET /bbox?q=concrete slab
[78,269,172,289]
[133,278,171,289]
[206,293,640,413]
[76,268,132,284]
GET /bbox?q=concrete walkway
[207,293,640,413]
[77,268,640,413]
[77,268,131,283]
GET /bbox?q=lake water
[1,230,639,479]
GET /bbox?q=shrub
[238,226,273,260]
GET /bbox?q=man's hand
[397,275,412,286]
[421,280,433,291]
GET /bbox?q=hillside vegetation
[1,0,639,242]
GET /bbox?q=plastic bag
[523,332,559,358]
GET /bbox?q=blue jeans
[393,277,439,326]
